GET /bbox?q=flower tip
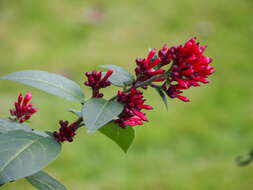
[176,95,190,102]
[18,93,23,104]
[102,69,113,81]
[24,92,32,102]
[147,48,156,61]
[107,69,113,75]
[26,92,32,96]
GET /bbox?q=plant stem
[109,73,168,101]
[74,117,84,129]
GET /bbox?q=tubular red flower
[115,89,152,128]
[84,69,113,98]
[148,57,161,69]
[101,69,113,82]
[10,92,38,123]
[158,45,172,65]
[175,94,190,102]
[135,49,166,84]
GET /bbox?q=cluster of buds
[84,69,113,98]
[134,38,214,102]
[5,37,214,143]
[162,37,215,102]
[135,49,166,85]
[9,92,38,123]
[53,120,79,142]
[115,89,153,128]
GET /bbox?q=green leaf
[26,171,67,190]
[100,65,134,87]
[67,108,82,117]
[0,118,32,134]
[154,87,168,110]
[0,130,61,184]
[99,122,135,153]
[0,118,49,137]
[82,98,124,133]
[0,70,85,102]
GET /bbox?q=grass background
[0,0,253,189]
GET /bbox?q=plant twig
[109,72,169,101]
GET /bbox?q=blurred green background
[0,0,253,189]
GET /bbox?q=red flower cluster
[84,69,113,98]
[115,89,153,128]
[162,37,215,102]
[53,120,78,142]
[10,92,38,123]
[135,49,166,84]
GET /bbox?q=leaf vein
[0,137,42,174]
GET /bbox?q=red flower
[53,120,78,142]
[163,37,215,102]
[158,45,172,65]
[10,92,38,123]
[84,69,113,98]
[162,83,190,102]
[135,49,166,84]
[115,89,152,128]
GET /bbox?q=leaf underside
[26,171,67,190]
[100,65,134,87]
[0,118,32,134]
[0,70,85,102]
[0,130,61,184]
[67,108,82,117]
